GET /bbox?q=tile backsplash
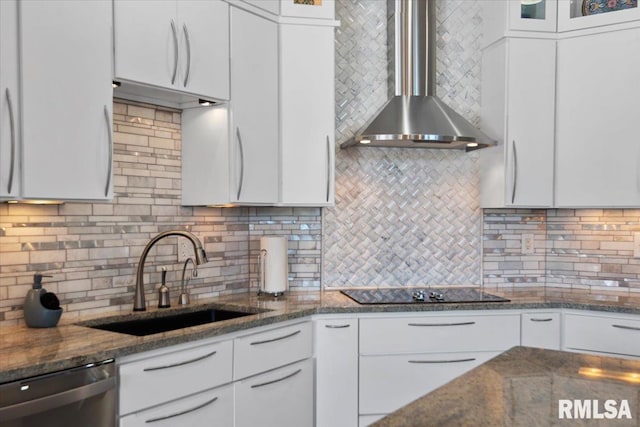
[483,209,640,294]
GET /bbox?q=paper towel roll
[259,236,288,295]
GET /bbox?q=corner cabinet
[20,0,113,201]
[0,0,20,200]
[182,5,336,207]
[555,27,640,207]
[479,37,556,208]
[114,0,230,101]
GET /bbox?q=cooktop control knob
[429,291,444,301]
[412,290,425,302]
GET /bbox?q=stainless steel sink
[81,308,257,336]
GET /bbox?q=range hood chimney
[341,0,495,151]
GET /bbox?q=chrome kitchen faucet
[133,230,207,311]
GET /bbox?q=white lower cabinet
[358,312,520,423]
[315,317,358,427]
[119,384,233,427]
[235,359,314,427]
[119,339,233,416]
[521,311,561,350]
[563,311,640,358]
[359,351,499,416]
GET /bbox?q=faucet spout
[134,230,208,311]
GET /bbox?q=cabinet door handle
[236,127,245,200]
[145,396,218,423]
[250,329,301,346]
[530,318,553,322]
[5,88,16,195]
[511,140,518,204]
[408,358,476,364]
[182,24,191,87]
[103,105,113,197]
[170,19,179,85]
[250,368,302,389]
[143,350,217,372]
[408,321,476,327]
[326,135,331,202]
[325,324,350,329]
[612,324,640,332]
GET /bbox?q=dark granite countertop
[3,287,640,383]
[374,346,640,427]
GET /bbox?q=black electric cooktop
[340,287,510,304]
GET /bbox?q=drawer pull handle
[325,324,351,329]
[408,321,476,327]
[530,318,553,322]
[408,358,476,364]
[145,396,218,423]
[612,324,640,331]
[143,350,217,372]
[250,330,301,346]
[250,368,302,389]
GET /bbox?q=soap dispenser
[158,267,170,309]
[24,274,63,328]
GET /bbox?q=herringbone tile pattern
[326,0,483,287]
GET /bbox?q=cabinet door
[563,312,640,358]
[505,38,555,207]
[235,359,314,427]
[315,318,358,427]
[280,23,335,206]
[119,384,233,427]
[521,312,561,350]
[556,28,640,207]
[479,38,555,208]
[229,7,279,204]
[20,0,113,200]
[359,351,498,415]
[0,0,19,199]
[177,0,229,100]
[114,1,178,90]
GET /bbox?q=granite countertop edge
[3,291,640,383]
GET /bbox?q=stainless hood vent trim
[341,0,495,151]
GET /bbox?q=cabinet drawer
[360,314,520,354]
[119,340,232,415]
[359,351,498,415]
[521,312,561,350]
[564,313,640,357]
[234,321,312,380]
[235,358,314,427]
[119,383,233,427]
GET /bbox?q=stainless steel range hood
[341,0,495,151]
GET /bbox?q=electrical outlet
[177,239,190,262]
[634,232,640,258]
[522,234,535,255]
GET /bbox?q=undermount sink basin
[84,308,256,336]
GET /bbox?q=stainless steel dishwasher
[0,359,117,427]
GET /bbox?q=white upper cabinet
[182,5,336,207]
[482,0,557,47]
[480,38,556,208]
[555,27,640,207]
[20,0,113,201]
[114,0,229,101]
[229,6,280,204]
[0,0,20,200]
[280,23,335,206]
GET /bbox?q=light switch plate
[522,234,535,255]
[634,232,640,258]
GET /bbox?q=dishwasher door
[0,359,117,427]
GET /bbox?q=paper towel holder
[257,247,287,297]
